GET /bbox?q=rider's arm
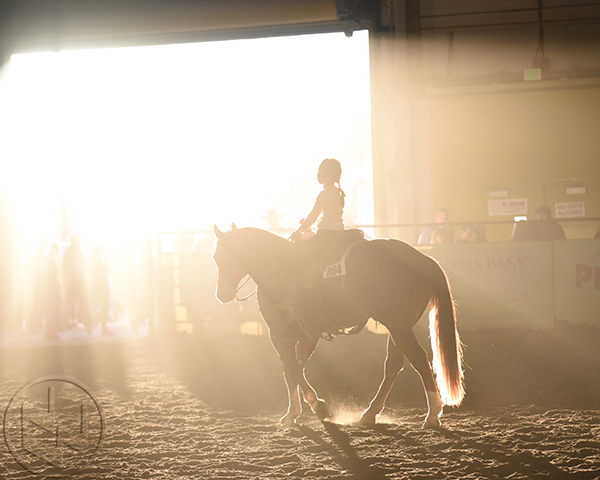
[290,193,324,239]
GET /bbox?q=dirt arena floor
[1,322,600,479]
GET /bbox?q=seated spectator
[536,205,565,240]
[511,220,542,241]
[432,227,453,244]
[455,224,474,243]
[419,208,450,244]
[472,224,488,243]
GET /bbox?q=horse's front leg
[270,334,303,426]
[296,335,330,421]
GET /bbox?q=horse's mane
[224,227,296,274]
[229,227,291,251]
[233,227,288,243]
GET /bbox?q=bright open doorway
[0,31,373,261]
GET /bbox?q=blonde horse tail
[428,260,465,406]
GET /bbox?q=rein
[234,275,257,302]
[218,227,291,303]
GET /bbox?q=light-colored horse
[213,225,464,428]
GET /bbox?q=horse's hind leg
[360,334,404,425]
[296,335,329,420]
[392,328,443,428]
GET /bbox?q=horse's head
[213,224,247,303]
[213,224,294,304]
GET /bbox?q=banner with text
[418,242,554,330]
[553,240,600,326]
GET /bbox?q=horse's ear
[231,223,237,231]
[214,225,224,239]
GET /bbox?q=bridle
[214,226,267,304]
[234,274,257,303]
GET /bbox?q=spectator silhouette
[431,226,453,244]
[472,224,488,243]
[43,242,63,340]
[62,235,91,331]
[419,208,451,244]
[455,224,474,243]
[89,244,114,336]
[133,237,155,332]
[28,236,49,332]
[263,209,285,234]
[115,237,140,324]
[180,232,219,333]
[511,220,542,241]
[536,205,565,240]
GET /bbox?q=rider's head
[318,158,342,186]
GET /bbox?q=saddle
[295,229,364,283]
[276,229,368,338]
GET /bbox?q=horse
[212,225,465,428]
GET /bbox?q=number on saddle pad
[323,255,346,279]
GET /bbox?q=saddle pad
[323,255,346,279]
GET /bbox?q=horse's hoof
[358,412,378,426]
[279,414,298,427]
[422,416,441,429]
[313,400,330,421]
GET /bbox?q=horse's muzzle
[216,284,236,304]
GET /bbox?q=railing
[353,217,600,245]
[152,217,600,335]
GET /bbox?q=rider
[290,158,345,244]
[286,159,364,337]
[290,159,363,285]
